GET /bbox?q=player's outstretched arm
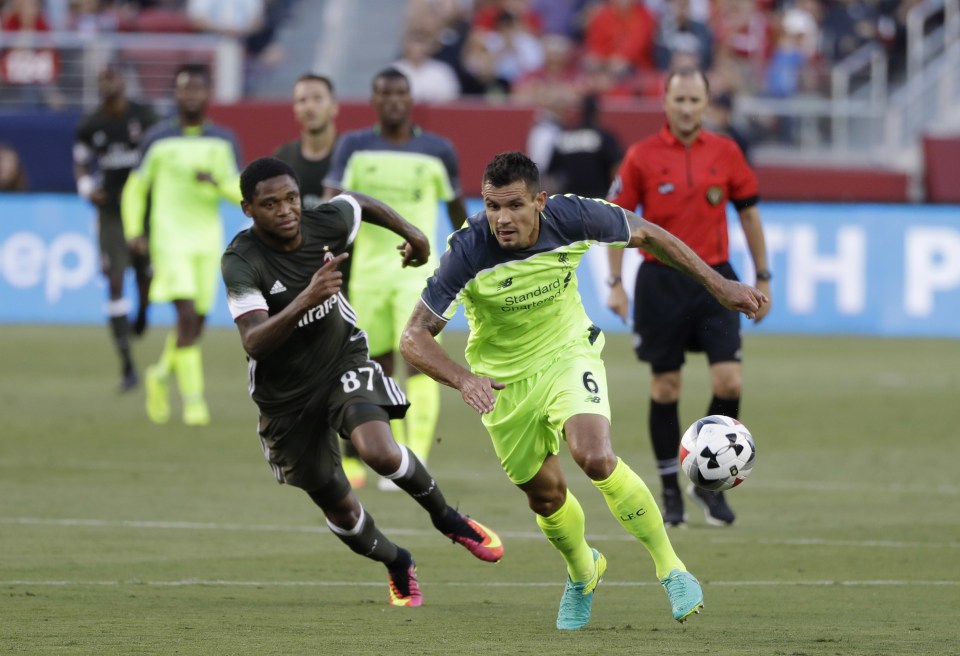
[235,253,347,360]
[400,300,504,414]
[339,190,431,267]
[625,212,768,319]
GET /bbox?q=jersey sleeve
[726,141,759,205]
[73,117,94,167]
[121,137,158,239]
[421,231,478,320]
[326,194,362,246]
[323,135,353,190]
[436,139,461,199]
[550,195,631,246]
[216,130,243,205]
[607,143,644,212]
[221,250,268,320]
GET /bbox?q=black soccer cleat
[688,484,735,526]
[662,487,687,526]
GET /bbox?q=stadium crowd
[400,0,919,105]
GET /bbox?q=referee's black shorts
[632,261,742,373]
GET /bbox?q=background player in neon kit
[324,68,467,482]
[607,66,772,527]
[222,157,502,607]
[122,63,243,426]
[74,66,157,391]
[400,152,767,629]
[273,73,365,488]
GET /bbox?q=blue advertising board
[1,194,959,337]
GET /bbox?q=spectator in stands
[821,0,879,62]
[482,9,545,85]
[407,0,473,82]
[705,91,753,161]
[512,34,582,104]
[654,0,714,71]
[582,0,658,93]
[472,0,543,34]
[530,0,592,39]
[0,144,29,192]
[393,28,462,103]
[711,0,769,94]
[68,0,121,35]
[185,0,263,37]
[764,7,819,99]
[544,94,624,199]
[0,0,65,109]
[458,29,512,99]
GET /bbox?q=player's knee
[528,489,565,516]
[574,450,618,481]
[650,372,681,402]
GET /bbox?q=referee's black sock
[649,399,681,492]
[708,395,740,420]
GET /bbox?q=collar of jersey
[658,123,706,147]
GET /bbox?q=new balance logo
[497,277,513,290]
[269,280,287,295]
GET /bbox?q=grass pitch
[1,326,958,655]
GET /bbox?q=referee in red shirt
[607,67,771,527]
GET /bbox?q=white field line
[0,579,957,588]
[2,461,959,497]
[2,517,958,550]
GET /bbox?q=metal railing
[0,31,244,109]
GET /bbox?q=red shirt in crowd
[584,1,656,72]
[608,125,758,266]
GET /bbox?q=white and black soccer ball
[679,415,756,492]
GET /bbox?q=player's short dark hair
[240,157,300,202]
[295,73,335,95]
[372,67,410,92]
[174,62,211,86]
[664,66,710,95]
[482,151,540,192]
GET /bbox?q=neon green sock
[390,418,406,448]
[155,333,177,377]
[593,458,685,580]
[535,491,596,583]
[172,345,205,406]
[404,373,439,462]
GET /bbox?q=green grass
[1,326,958,655]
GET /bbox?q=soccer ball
[679,415,756,492]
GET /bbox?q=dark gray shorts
[257,360,409,492]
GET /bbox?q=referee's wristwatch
[606,275,622,287]
[755,270,772,282]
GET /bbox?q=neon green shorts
[150,250,220,315]
[350,279,430,357]
[481,330,610,485]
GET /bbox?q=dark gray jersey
[221,196,366,415]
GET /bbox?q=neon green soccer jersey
[122,120,243,257]
[323,127,460,286]
[421,194,631,383]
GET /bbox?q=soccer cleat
[144,365,170,424]
[662,487,687,527]
[183,399,210,426]
[387,563,423,607]
[556,548,606,630]
[119,368,139,393]
[342,457,367,489]
[660,569,704,622]
[445,515,503,563]
[688,483,736,526]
